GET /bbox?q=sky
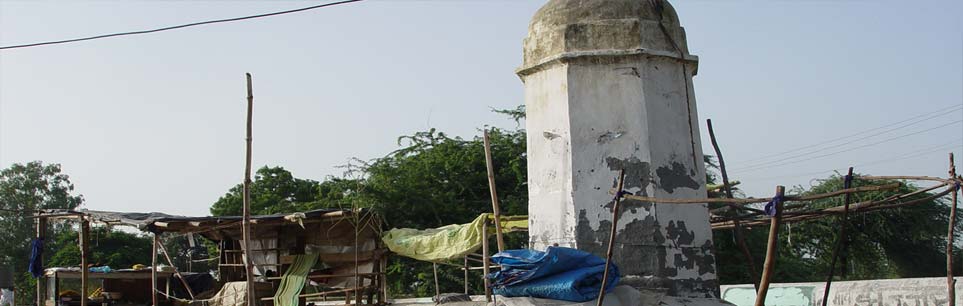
[1,0,961,217]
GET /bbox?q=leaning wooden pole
[754,186,784,306]
[80,218,89,306]
[707,119,759,290]
[483,129,506,252]
[948,153,958,306]
[242,73,258,306]
[158,240,197,299]
[821,167,854,306]
[596,170,626,306]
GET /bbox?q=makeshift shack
[33,208,387,306]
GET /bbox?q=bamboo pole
[622,183,900,206]
[707,119,759,290]
[464,257,469,294]
[949,153,958,306]
[242,73,257,306]
[36,217,46,306]
[754,186,784,306]
[821,167,854,306]
[157,239,197,299]
[80,219,89,306]
[481,219,492,302]
[718,185,956,229]
[596,170,625,306]
[152,233,159,306]
[713,181,942,229]
[483,129,506,252]
[862,175,957,183]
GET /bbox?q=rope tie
[765,195,784,217]
[612,190,631,202]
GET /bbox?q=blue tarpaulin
[490,247,619,302]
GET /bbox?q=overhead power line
[0,0,363,50]
[739,141,963,182]
[730,119,963,174]
[733,103,963,165]
[731,109,962,171]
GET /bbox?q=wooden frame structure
[34,208,388,306]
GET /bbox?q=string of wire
[0,0,363,50]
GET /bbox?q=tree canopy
[46,228,152,271]
[0,162,84,301]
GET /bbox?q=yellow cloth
[382,214,527,262]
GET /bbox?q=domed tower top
[519,0,694,75]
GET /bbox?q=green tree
[359,128,527,229]
[0,162,84,303]
[776,175,955,280]
[210,166,324,216]
[46,228,151,270]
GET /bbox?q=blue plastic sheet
[490,247,619,302]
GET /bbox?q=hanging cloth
[381,214,527,262]
[28,238,44,278]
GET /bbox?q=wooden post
[432,263,441,300]
[152,233,159,306]
[481,219,492,302]
[707,119,759,290]
[948,153,958,306]
[80,219,89,306]
[754,186,784,306]
[36,217,46,306]
[242,72,258,306]
[821,167,854,306]
[464,257,469,295]
[483,129,506,252]
[596,170,625,306]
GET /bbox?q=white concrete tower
[519,0,718,298]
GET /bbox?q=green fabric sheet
[382,213,527,262]
[273,253,319,306]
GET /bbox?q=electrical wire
[739,141,963,181]
[734,103,963,165]
[0,0,363,50]
[730,111,962,171]
[730,119,963,174]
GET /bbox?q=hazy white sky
[1,0,961,217]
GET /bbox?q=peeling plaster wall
[519,0,718,299]
[522,55,716,298]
